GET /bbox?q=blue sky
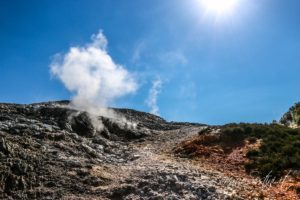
[0,0,299,124]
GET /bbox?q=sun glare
[201,0,239,16]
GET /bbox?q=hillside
[0,101,299,199]
[280,102,300,128]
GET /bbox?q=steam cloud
[146,78,162,116]
[50,30,138,115]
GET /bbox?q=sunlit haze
[200,0,240,16]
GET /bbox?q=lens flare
[201,0,239,15]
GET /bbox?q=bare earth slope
[0,101,270,199]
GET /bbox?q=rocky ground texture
[280,102,300,128]
[0,101,288,199]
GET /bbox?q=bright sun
[201,0,239,16]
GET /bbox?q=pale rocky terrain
[0,101,292,199]
[280,102,300,128]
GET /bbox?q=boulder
[71,112,96,137]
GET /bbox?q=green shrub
[247,136,257,144]
[246,149,259,158]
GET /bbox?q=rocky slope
[0,101,293,199]
[280,102,300,128]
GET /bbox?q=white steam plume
[50,30,138,116]
[146,78,162,116]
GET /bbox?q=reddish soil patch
[175,133,300,199]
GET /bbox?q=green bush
[246,149,259,158]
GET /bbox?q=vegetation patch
[176,123,300,180]
[221,123,300,179]
[280,102,300,128]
